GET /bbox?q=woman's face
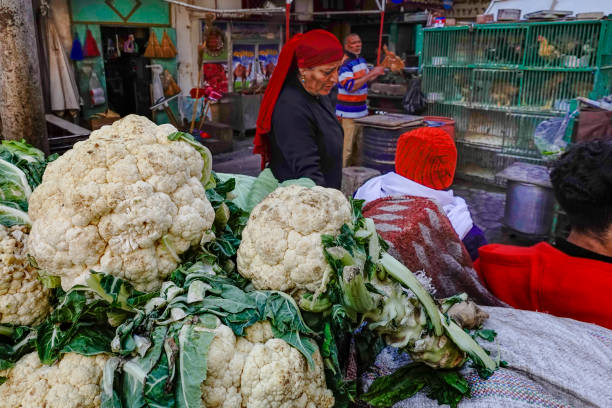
[299,60,342,96]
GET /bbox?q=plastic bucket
[424,116,455,140]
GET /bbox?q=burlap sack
[361,307,612,407]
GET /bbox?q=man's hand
[370,66,386,78]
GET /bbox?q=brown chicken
[381,45,405,73]
[537,35,561,61]
[490,80,518,107]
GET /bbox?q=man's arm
[350,66,385,90]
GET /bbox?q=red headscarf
[395,127,457,190]
[253,29,344,168]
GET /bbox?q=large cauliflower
[237,185,351,292]
[27,115,215,291]
[0,352,109,408]
[0,225,50,325]
[201,321,334,408]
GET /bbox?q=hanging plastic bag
[88,71,105,106]
[148,65,164,108]
[533,110,578,160]
[403,77,426,114]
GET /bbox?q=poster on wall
[232,44,255,91]
[258,44,279,81]
[201,22,228,61]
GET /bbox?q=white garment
[354,172,474,239]
[47,22,80,113]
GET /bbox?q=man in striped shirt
[336,33,384,166]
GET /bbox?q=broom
[160,31,177,58]
[144,31,162,58]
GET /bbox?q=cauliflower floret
[237,185,351,292]
[0,352,109,408]
[0,225,50,325]
[27,115,215,291]
[201,321,334,408]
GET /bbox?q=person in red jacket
[475,139,612,329]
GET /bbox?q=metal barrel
[362,125,419,173]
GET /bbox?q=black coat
[269,74,344,189]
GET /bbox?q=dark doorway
[101,26,152,118]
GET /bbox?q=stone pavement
[211,134,529,246]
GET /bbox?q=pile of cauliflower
[0,116,341,408]
[0,225,50,325]
[27,115,215,291]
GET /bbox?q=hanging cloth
[144,31,162,58]
[83,29,101,57]
[70,32,84,61]
[149,65,165,108]
[160,31,177,58]
[48,22,80,113]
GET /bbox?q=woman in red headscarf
[253,30,345,188]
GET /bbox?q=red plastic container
[424,116,456,140]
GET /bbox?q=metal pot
[504,180,555,236]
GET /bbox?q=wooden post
[0,0,49,153]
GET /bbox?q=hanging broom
[144,31,162,58]
[160,31,177,59]
[83,29,100,58]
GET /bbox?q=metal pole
[285,0,292,41]
[0,0,49,153]
[377,10,385,65]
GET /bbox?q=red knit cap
[395,127,457,190]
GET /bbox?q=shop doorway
[101,26,152,118]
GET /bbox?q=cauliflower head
[27,115,215,291]
[237,185,351,292]
[0,225,50,325]
[0,352,109,408]
[201,321,334,408]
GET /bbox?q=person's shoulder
[478,243,538,263]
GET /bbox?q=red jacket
[475,242,612,330]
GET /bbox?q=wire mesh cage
[521,70,595,112]
[473,25,527,67]
[422,67,472,103]
[463,108,509,147]
[501,112,558,159]
[471,69,521,108]
[523,21,601,69]
[455,142,500,184]
[422,27,472,66]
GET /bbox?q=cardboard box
[476,14,494,24]
[88,116,121,131]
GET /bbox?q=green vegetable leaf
[175,323,216,408]
[101,357,123,408]
[0,200,30,226]
[473,329,497,342]
[0,324,37,371]
[145,351,176,408]
[361,363,470,408]
[167,132,213,188]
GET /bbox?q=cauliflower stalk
[27,115,215,291]
[0,225,50,325]
[237,185,351,294]
[0,352,109,408]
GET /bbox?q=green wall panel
[70,0,170,26]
